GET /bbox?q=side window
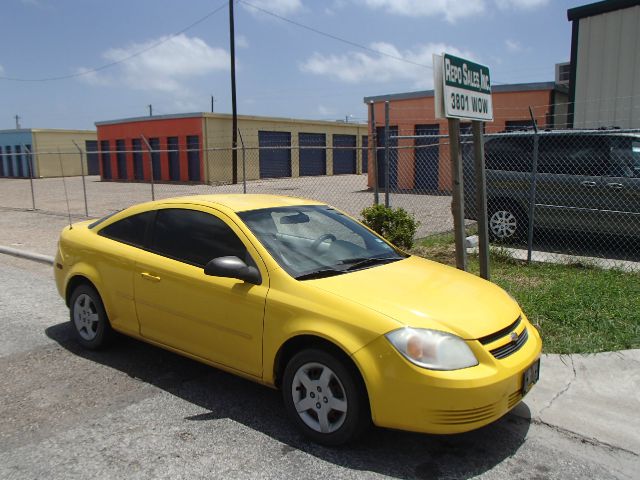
[609,137,639,178]
[539,135,607,176]
[99,211,155,248]
[151,209,247,267]
[485,136,533,172]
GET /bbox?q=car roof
[154,194,325,213]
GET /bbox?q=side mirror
[204,256,261,285]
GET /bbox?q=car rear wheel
[69,284,113,350]
[488,203,525,241]
[282,348,369,446]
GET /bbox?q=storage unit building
[363,82,569,192]
[96,113,366,184]
[0,129,97,178]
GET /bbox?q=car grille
[430,403,498,425]
[478,316,529,360]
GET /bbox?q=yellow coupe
[54,194,541,445]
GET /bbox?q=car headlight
[385,328,478,371]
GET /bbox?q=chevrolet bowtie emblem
[510,331,519,343]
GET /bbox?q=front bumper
[352,318,542,434]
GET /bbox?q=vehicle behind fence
[1,127,639,268]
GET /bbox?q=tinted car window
[610,137,640,178]
[538,135,608,176]
[151,209,247,267]
[99,211,154,248]
[485,136,533,172]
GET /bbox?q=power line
[0,1,228,82]
[238,0,433,72]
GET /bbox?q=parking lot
[1,213,639,479]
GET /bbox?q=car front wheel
[282,348,369,446]
[488,204,525,241]
[69,284,113,350]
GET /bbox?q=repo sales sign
[442,54,493,122]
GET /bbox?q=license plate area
[522,358,540,396]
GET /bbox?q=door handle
[580,181,597,188]
[606,183,623,190]
[140,272,161,282]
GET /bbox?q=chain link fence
[1,125,639,269]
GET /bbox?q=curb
[0,245,54,265]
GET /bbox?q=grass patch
[411,235,640,354]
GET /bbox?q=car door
[94,211,155,336]
[133,206,269,377]
[534,134,607,233]
[597,136,640,236]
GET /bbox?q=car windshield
[611,137,640,178]
[238,205,406,279]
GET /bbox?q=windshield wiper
[340,256,402,271]
[295,267,346,280]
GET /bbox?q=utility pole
[15,115,21,129]
[148,104,153,117]
[211,95,216,113]
[229,0,238,184]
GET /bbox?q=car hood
[307,256,521,340]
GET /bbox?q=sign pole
[448,118,467,271]
[472,121,489,279]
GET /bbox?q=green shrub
[361,204,419,250]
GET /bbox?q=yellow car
[54,194,541,445]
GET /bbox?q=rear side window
[485,136,533,172]
[150,209,247,267]
[610,137,640,178]
[538,135,608,176]
[99,211,155,248]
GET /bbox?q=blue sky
[1,0,579,130]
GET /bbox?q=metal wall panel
[376,126,398,189]
[414,124,439,191]
[574,6,640,128]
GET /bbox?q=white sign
[433,53,493,122]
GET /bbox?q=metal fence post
[71,140,89,217]
[141,135,155,201]
[384,100,390,208]
[22,144,36,211]
[472,122,490,280]
[527,127,540,263]
[448,118,467,271]
[369,101,379,205]
[238,129,247,193]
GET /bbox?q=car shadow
[46,322,532,480]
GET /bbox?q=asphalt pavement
[0,251,638,479]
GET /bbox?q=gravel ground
[1,255,638,480]
[0,175,462,239]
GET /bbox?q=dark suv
[463,131,640,240]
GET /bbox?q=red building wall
[96,116,204,182]
[367,88,554,191]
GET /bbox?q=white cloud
[318,104,336,116]
[236,34,249,49]
[361,0,485,23]
[494,0,550,9]
[301,42,474,89]
[242,0,302,16]
[360,0,549,21]
[505,39,522,53]
[77,34,229,96]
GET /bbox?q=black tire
[69,284,114,350]
[488,202,526,242]
[282,348,370,446]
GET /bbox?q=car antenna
[57,147,73,229]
